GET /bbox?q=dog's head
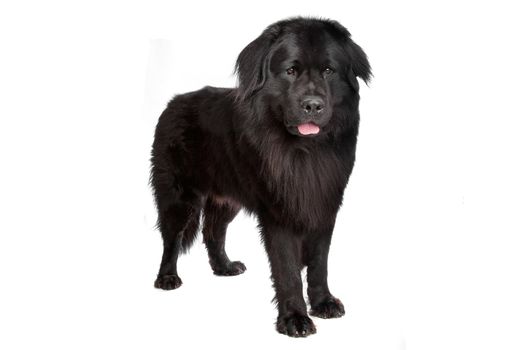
[235,17,371,137]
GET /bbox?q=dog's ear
[235,24,281,101]
[345,40,372,92]
[324,20,371,92]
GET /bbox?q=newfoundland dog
[150,17,371,337]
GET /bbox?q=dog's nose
[301,97,325,115]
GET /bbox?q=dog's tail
[149,110,202,253]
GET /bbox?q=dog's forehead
[274,30,342,65]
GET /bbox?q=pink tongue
[297,123,320,135]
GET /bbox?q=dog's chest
[261,148,352,229]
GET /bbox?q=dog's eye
[323,67,334,76]
[286,67,297,76]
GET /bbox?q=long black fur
[150,17,371,337]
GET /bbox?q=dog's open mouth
[297,122,320,135]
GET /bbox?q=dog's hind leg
[154,196,202,290]
[202,196,246,276]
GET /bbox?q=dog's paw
[277,313,317,337]
[212,261,246,276]
[310,296,345,319]
[154,274,182,290]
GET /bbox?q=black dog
[150,17,371,337]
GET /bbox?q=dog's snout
[301,97,325,115]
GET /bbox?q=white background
[1,0,524,349]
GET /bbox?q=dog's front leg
[304,224,346,319]
[260,222,316,337]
